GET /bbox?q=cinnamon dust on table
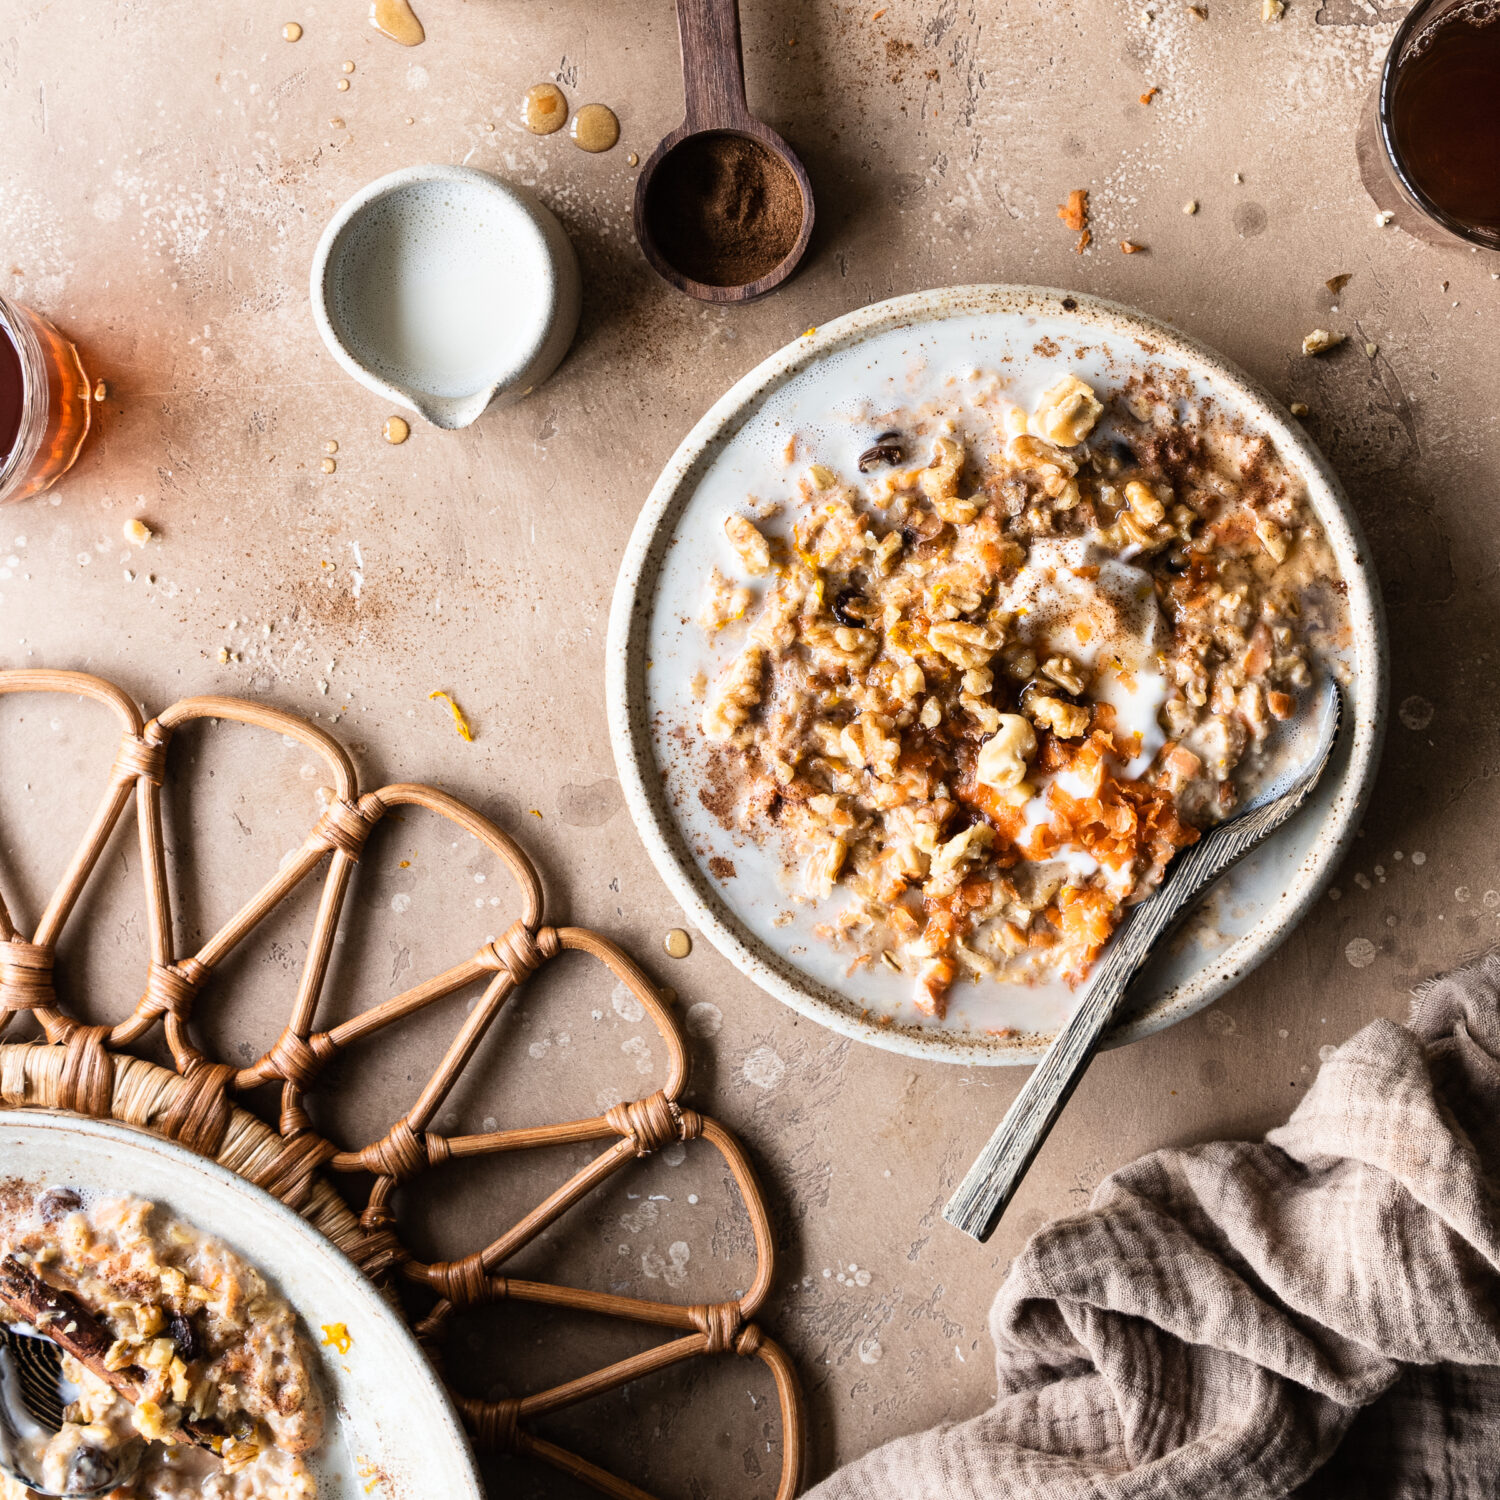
[646,133,804,287]
[1058,188,1090,253]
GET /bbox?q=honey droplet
[282,21,303,41]
[522,82,568,135]
[336,78,350,92]
[570,103,620,153]
[324,439,338,454]
[383,416,410,445]
[663,928,692,959]
[342,59,356,73]
[321,456,337,473]
[369,0,425,46]
[626,151,639,167]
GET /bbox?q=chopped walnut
[724,513,771,575]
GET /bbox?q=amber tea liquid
[1388,1,1500,233]
[0,297,91,504]
[0,321,23,470]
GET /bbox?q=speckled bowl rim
[2,1108,484,1499]
[606,285,1388,1066]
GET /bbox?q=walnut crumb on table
[1302,328,1345,355]
[1120,240,1146,254]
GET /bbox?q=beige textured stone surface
[1,0,1498,1494]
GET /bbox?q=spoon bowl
[0,1326,144,1498]
[634,0,815,301]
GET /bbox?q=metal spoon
[943,679,1344,1243]
[634,0,815,301]
[0,1325,143,1497]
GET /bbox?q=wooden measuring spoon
[634,0,815,302]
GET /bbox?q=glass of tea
[1372,0,1500,249]
[0,295,92,505]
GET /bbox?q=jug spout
[407,385,499,431]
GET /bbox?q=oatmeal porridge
[692,368,1347,1022]
[0,1191,322,1500]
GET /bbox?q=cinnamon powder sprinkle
[1058,189,1090,253]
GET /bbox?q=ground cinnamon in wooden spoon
[643,131,804,288]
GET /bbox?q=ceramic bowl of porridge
[606,286,1386,1065]
[0,1111,482,1500]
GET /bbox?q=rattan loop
[57,1025,114,1117]
[734,1322,765,1358]
[265,1027,324,1090]
[141,959,206,1022]
[479,921,558,985]
[160,1059,235,1156]
[111,732,166,785]
[690,1301,744,1354]
[469,1397,521,1454]
[426,1253,491,1305]
[365,1118,430,1182]
[311,797,376,861]
[606,1092,701,1157]
[0,940,55,1013]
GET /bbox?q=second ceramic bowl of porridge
[606,286,1386,1065]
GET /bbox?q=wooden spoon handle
[675,0,750,130]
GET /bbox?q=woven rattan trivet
[0,667,805,1499]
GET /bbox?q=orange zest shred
[320,1322,352,1355]
[427,689,473,742]
[1058,188,1090,253]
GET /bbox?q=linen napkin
[810,951,1500,1500]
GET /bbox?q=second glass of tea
[0,295,92,506]
[1366,0,1500,250]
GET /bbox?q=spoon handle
[676,0,750,130]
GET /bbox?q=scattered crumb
[1182,199,1198,215]
[1140,85,1159,104]
[1301,328,1345,355]
[1289,401,1309,416]
[1057,188,1090,253]
[1263,0,1285,19]
[1233,171,1243,183]
[216,646,230,664]
[123,518,152,546]
[1326,273,1351,294]
[1187,5,1207,17]
[92,380,107,402]
[1364,342,1379,357]
[1375,209,1395,226]
[1120,240,1146,254]
[872,6,886,17]
[428,688,474,741]
[529,809,542,818]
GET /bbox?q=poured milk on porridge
[676,356,1347,1032]
[0,1192,322,1500]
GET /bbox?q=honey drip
[522,83,568,135]
[570,103,620,153]
[369,0,425,47]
